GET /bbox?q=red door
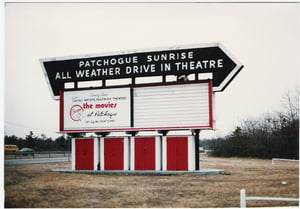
[167,137,188,171]
[135,137,156,170]
[104,138,124,170]
[75,139,94,170]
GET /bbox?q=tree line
[201,87,299,159]
[5,131,71,151]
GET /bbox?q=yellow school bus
[5,144,19,152]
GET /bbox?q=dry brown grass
[4,155,299,208]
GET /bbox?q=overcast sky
[4,2,300,139]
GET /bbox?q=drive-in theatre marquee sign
[40,43,243,132]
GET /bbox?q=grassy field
[4,155,299,208]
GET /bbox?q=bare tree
[281,86,299,122]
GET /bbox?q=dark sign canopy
[40,43,243,100]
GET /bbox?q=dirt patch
[4,156,299,208]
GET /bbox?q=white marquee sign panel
[61,88,131,131]
[134,82,212,129]
[60,81,213,132]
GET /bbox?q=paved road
[4,157,70,166]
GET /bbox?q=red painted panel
[75,139,94,170]
[167,138,177,170]
[104,138,124,170]
[135,137,156,170]
[167,137,188,171]
[209,80,213,128]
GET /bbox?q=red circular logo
[69,105,84,121]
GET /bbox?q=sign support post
[192,129,200,170]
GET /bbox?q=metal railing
[240,189,299,208]
[5,151,71,159]
[272,158,299,165]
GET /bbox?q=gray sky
[4,2,300,139]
